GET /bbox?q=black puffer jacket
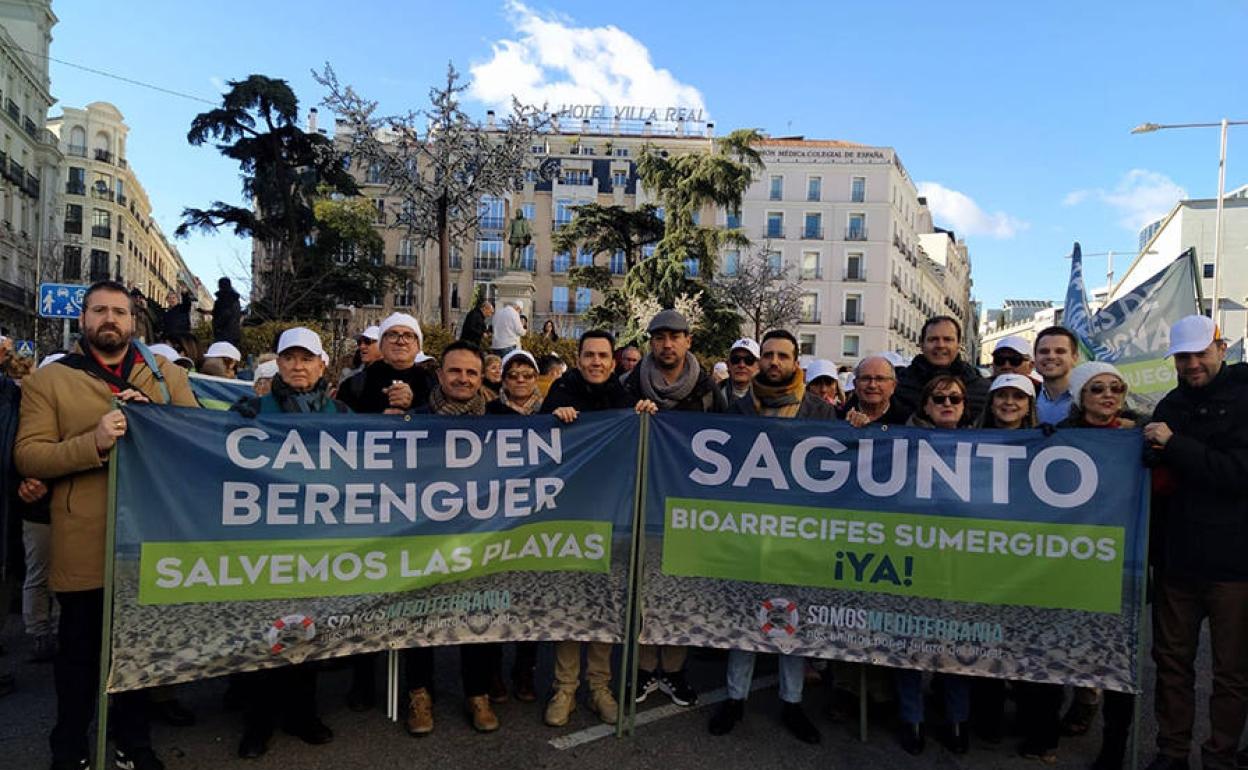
[540,369,635,413]
[894,354,990,421]
[621,364,726,413]
[212,285,242,346]
[1148,362,1248,581]
[338,360,435,414]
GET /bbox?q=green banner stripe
[662,497,1124,613]
[138,520,612,605]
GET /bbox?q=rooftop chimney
[486,110,496,128]
[643,120,652,137]
[307,108,319,134]
[705,121,715,139]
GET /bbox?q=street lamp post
[1131,119,1248,328]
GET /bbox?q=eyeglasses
[505,370,536,381]
[729,355,756,366]
[383,332,419,343]
[929,393,964,406]
[856,375,894,385]
[1087,382,1127,395]
[992,353,1027,367]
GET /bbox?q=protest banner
[638,413,1149,693]
[188,371,253,410]
[106,406,639,692]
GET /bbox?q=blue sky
[46,0,1247,308]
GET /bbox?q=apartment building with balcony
[47,102,210,320]
[0,0,61,336]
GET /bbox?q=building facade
[47,102,211,329]
[0,0,60,337]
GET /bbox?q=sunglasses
[1087,382,1127,395]
[929,393,964,406]
[992,353,1026,367]
[729,355,756,365]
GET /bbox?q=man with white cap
[337,326,381,384]
[201,341,241,379]
[338,312,432,416]
[720,338,760,404]
[1142,314,1248,770]
[490,299,524,356]
[990,335,1034,378]
[804,359,842,406]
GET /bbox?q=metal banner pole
[615,413,649,738]
[94,439,120,770]
[388,649,399,722]
[1130,490,1153,770]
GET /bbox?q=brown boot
[466,694,500,732]
[406,688,433,736]
[589,687,618,724]
[544,688,576,727]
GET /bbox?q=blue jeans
[726,649,805,703]
[895,670,971,724]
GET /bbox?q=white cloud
[1063,169,1186,230]
[917,182,1028,239]
[469,1,706,115]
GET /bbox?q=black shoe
[114,747,164,770]
[149,698,195,727]
[1060,700,1098,737]
[1142,756,1188,770]
[634,669,660,704]
[30,634,56,663]
[237,726,271,759]
[658,671,698,707]
[709,699,744,735]
[49,759,88,770]
[283,717,334,745]
[945,721,970,754]
[346,680,376,712]
[900,721,925,755]
[1018,739,1058,764]
[781,703,821,744]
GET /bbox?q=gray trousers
[22,520,55,636]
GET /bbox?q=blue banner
[188,372,252,410]
[639,413,1149,692]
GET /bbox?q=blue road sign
[39,283,87,319]
[14,339,34,357]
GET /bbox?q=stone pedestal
[494,271,537,320]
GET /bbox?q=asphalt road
[0,611,1219,770]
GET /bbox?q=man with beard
[403,340,500,735]
[16,280,198,770]
[540,330,635,727]
[338,313,433,416]
[709,329,833,746]
[624,310,724,707]
[894,315,988,419]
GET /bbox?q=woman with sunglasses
[1057,362,1136,770]
[896,374,973,755]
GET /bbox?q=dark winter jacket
[460,307,488,346]
[212,286,242,346]
[728,387,838,420]
[539,369,635,414]
[621,365,726,413]
[838,392,911,425]
[161,291,194,337]
[1147,362,1248,581]
[231,376,349,417]
[338,360,435,415]
[894,354,990,421]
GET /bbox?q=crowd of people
[0,279,1244,770]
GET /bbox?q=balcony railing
[91,225,111,239]
[4,100,17,121]
[68,144,87,158]
[551,256,570,273]
[842,313,865,326]
[802,227,823,240]
[473,255,504,273]
[117,193,127,206]
[93,188,115,202]
[549,299,586,314]
[23,173,39,198]
[8,159,22,182]
[478,216,505,230]
[800,268,822,280]
[449,255,463,270]
[66,181,85,195]
[845,227,868,241]
[118,157,128,169]
[844,270,865,282]
[800,310,822,324]
[64,220,82,235]
[395,252,417,268]
[765,226,785,239]
[22,117,36,138]
[94,149,113,164]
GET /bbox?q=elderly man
[844,355,908,426]
[1143,315,1248,770]
[16,279,198,770]
[201,341,241,379]
[490,300,524,356]
[616,344,642,381]
[338,313,433,415]
[895,316,988,419]
[720,338,760,404]
[991,335,1034,377]
[460,299,493,347]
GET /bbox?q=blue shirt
[1036,385,1072,425]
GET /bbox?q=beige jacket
[15,345,198,591]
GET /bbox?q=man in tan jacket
[16,280,197,770]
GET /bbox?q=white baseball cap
[713,361,728,377]
[37,352,65,369]
[379,313,423,347]
[277,327,324,356]
[994,335,1032,356]
[1166,314,1219,357]
[804,359,838,384]
[148,343,180,361]
[729,338,761,359]
[359,325,381,342]
[989,372,1036,397]
[414,352,433,364]
[253,360,279,380]
[205,341,242,361]
[501,349,538,372]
